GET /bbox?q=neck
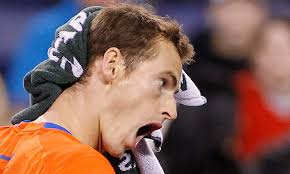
[34,85,103,151]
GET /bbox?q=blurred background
[0,0,290,173]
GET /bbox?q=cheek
[109,81,158,119]
[124,80,158,103]
[103,86,159,152]
[127,91,159,119]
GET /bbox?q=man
[0,3,198,174]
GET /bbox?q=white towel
[132,136,164,174]
[174,70,207,106]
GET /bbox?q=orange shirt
[0,121,115,174]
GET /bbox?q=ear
[101,47,125,84]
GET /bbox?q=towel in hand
[104,130,164,174]
[174,70,207,106]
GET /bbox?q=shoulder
[11,129,114,173]
[39,130,114,173]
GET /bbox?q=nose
[161,94,177,120]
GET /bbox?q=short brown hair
[87,3,194,74]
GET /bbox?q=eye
[174,89,179,94]
[158,78,167,89]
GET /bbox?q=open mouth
[137,123,162,137]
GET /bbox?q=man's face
[100,40,182,157]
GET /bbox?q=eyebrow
[160,71,179,93]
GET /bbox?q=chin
[108,149,125,158]
[104,142,125,158]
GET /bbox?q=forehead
[148,40,182,76]
[130,40,182,80]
